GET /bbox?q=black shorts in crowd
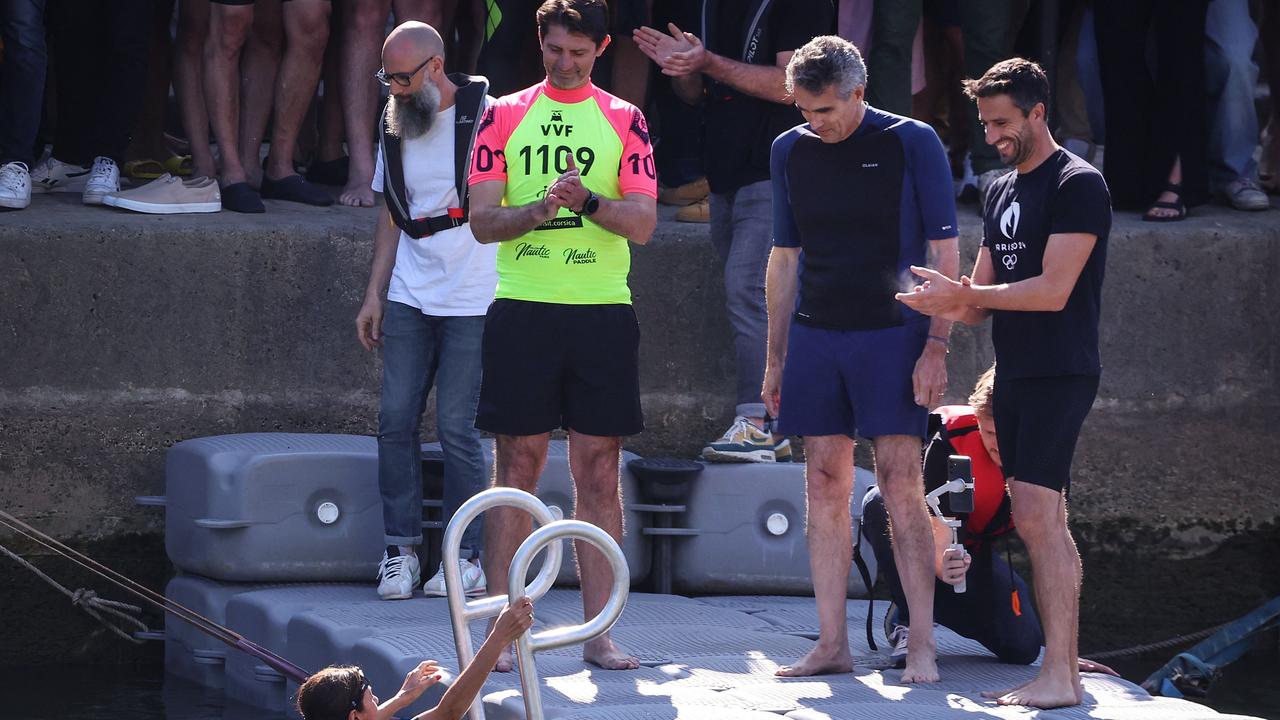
[476,299,644,437]
[992,373,1099,493]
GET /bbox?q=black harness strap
[853,533,878,652]
[380,73,489,239]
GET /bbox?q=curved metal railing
[442,487,629,720]
[509,519,630,720]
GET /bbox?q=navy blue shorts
[776,319,929,439]
[992,373,1099,492]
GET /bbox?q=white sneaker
[30,156,91,194]
[1225,177,1271,211]
[0,162,32,209]
[702,416,788,463]
[83,156,121,205]
[887,624,909,669]
[376,547,421,600]
[422,558,488,598]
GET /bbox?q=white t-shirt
[372,103,498,316]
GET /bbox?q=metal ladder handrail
[443,488,564,720]
[442,487,630,720]
[510,519,630,720]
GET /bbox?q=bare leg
[775,434,856,677]
[203,3,254,186]
[984,480,1081,708]
[568,431,639,670]
[337,0,391,206]
[392,0,433,22]
[418,0,446,30]
[178,0,216,178]
[265,0,330,181]
[314,2,345,165]
[238,0,283,188]
[453,0,486,73]
[482,433,550,672]
[874,434,939,684]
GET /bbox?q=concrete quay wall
[0,195,1277,665]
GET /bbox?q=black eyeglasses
[376,56,436,87]
[348,674,370,712]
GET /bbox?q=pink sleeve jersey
[467,80,657,305]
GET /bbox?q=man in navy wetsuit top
[764,35,959,682]
[898,58,1110,709]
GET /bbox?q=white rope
[0,540,150,644]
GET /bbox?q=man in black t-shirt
[897,58,1110,710]
[634,1,834,463]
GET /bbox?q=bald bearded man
[356,22,498,603]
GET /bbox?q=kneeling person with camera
[861,367,1116,678]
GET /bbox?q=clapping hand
[633,23,694,66]
[632,23,708,77]
[896,265,971,321]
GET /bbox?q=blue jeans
[1205,0,1260,189]
[378,302,486,557]
[0,0,47,166]
[1076,7,1106,145]
[709,180,771,420]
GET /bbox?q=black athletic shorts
[991,373,1099,492]
[476,299,644,437]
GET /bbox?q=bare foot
[339,178,374,207]
[582,636,639,670]
[493,643,515,673]
[899,632,939,683]
[982,678,1031,699]
[990,674,1081,709]
[900,654,940,683]
[774,645,854,677]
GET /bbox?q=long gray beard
[387,82,441,139]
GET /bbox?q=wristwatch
[574,190,600,217]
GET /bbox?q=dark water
[3,650,1278,720]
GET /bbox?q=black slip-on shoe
[221,182,264,214]
[305,156,349,186]
[261,173,334,206]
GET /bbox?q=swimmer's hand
[397,660,443,702]
[493,596,536,644]
[1078,658,1120,677]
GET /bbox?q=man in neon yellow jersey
[468,0,658,672]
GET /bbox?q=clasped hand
[541,152,589,218]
